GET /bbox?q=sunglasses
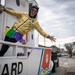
[32,8,37,13]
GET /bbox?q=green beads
[32,19,34,23]
[29,19,34,30]
[29,19,34,25]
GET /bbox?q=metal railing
[0,40,51,58]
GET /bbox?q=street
[52,56,75,75]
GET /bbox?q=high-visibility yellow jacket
[4,9,50,38]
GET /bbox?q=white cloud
[39,36,75,47]
[36,0,75,46]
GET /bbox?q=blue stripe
[34,48,43,50]
[37,49,44,75]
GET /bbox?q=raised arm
[0,4,27,18]
[34,20,56,42]
[4,8,26,18]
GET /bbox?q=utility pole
[44,37,46,46]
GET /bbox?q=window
[31,34,33,40]
[16,0,20,6]
[29,3,33,12]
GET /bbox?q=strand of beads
[29,19,34,30]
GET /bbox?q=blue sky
[36,0,75,46]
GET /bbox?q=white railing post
[12,45,18,56]
[24,48,27,56]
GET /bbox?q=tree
[64,43,73,58]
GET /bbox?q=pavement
[65,56,75,75]
[52,56,75,75]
